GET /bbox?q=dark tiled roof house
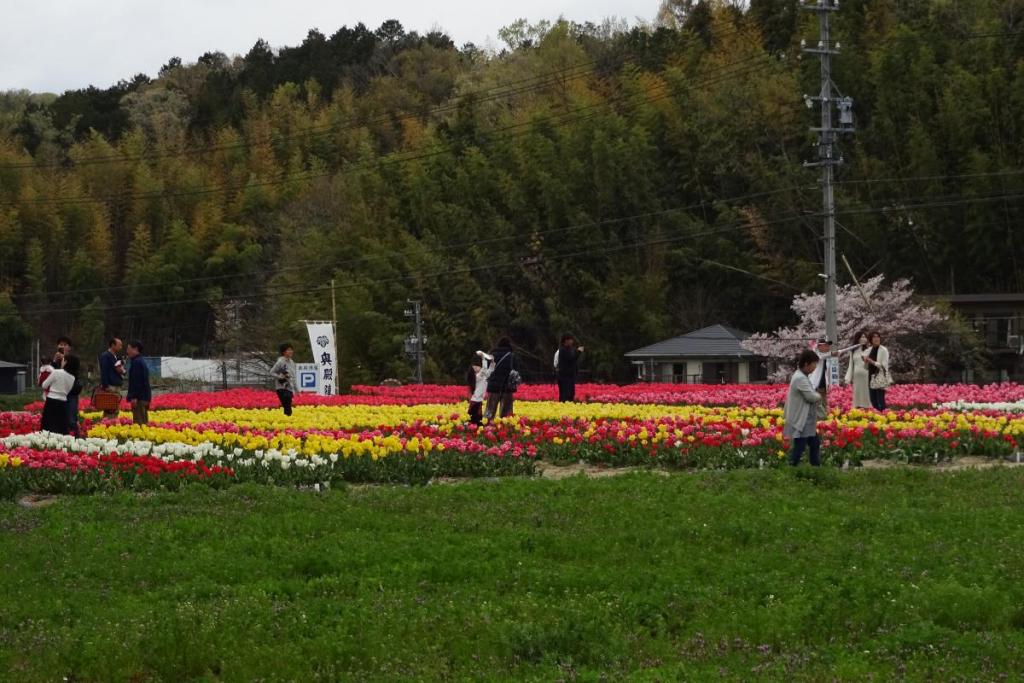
[625,324,770,384]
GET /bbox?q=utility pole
[802,0,854,344]
[403,299,425,384]
[330,278,337,373]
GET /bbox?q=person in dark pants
[126,341,152,425]
[466,350,494,426]
[555,333,584,403]
[98,337,125,420]
[41,353,74,434]
[865,331,891,411]
[270,343,298,416]
[57,336,82,436]
[485,338,516,420]
[783,350,824,467]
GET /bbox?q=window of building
[749,360,769,382]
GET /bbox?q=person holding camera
[41,352,75,434]
[554,333,584,403]
[270,343,298,416]
[485,337,517,420]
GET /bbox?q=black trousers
[557,377,576,402]
[468,401,483,425]
[277,389,294,416]
[869,388,887,411]
[789,436,821,467]
[41,398,70,435]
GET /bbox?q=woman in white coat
[41,353,75,434]
[784,350,824,466]
[844,331,872,410]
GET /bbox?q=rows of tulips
[3,396,1022,495]
[21,382,1024,414]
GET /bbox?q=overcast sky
[2,0,656,93]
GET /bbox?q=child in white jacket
[466,350,494,426]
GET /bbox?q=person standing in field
[57,336,82,436]
[98,337,126,419]
[555,333,584,403]
[466,350,494,426]
[866,330,891,411]
[125,341,152,425]
[270,343,298,416]
[845,330,872,410]
[485,337,517,420]
[784,349,824,467]
[41,352,74,434]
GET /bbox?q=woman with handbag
[484,337,517,420]
[844,331,872,410]
[784,350,825,466]
[865,331,891,411]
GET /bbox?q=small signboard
[296,363,318,393]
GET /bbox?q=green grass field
[3,469,1024,681]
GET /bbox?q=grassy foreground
[2,470,1024,681]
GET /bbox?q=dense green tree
[0,289,31,362]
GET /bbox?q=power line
[32,181,813,298]
[834,167,1024,188]
[20,208,811,315]
[835,190,1024,216]
[19,186,1024,314]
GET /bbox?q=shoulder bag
[869,367,893,391]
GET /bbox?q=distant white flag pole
[304,321,337,396]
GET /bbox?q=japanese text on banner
[305,322,338,396]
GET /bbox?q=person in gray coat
[270,343,299,416]
[783,349,825,466]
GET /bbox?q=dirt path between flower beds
[860,456,1024,471]
[534,458,1024,478]
[534,461,671,480]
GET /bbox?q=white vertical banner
[828,357,841,387]
[305,321,338,396]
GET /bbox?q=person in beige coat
[845,331,872,409]
[784,350,824,466]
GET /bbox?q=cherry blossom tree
[742,276,946,381]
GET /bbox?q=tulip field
[6,383,1024,680]
[2,383,1024,496]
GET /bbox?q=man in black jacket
[555,333,584,403]
[56,336,82,436]
[126,341,152,425]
